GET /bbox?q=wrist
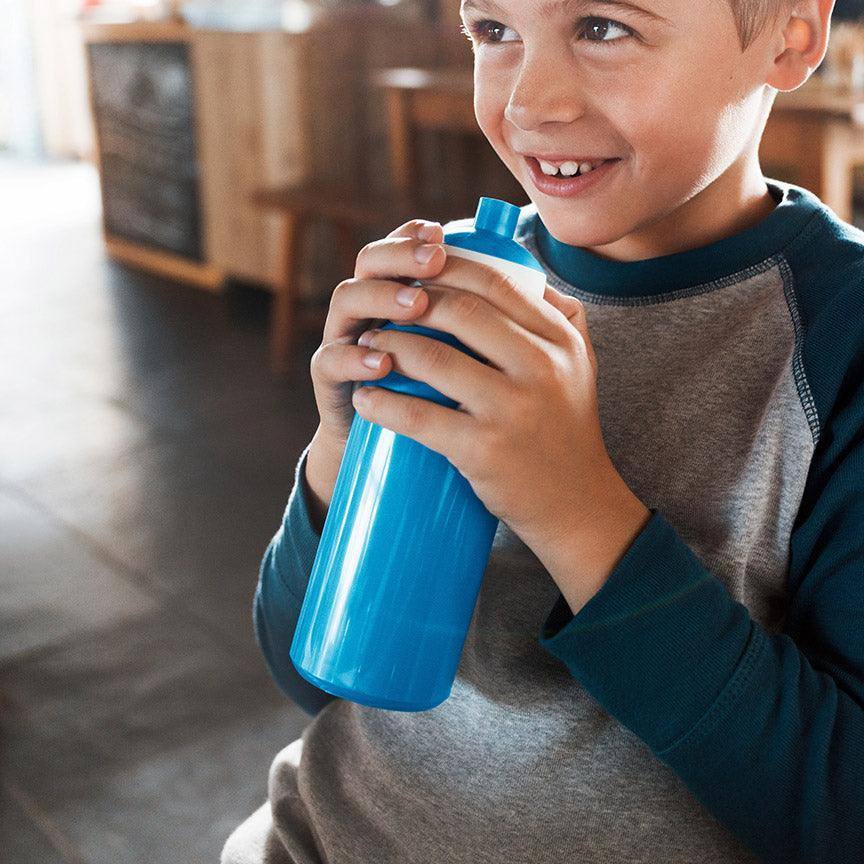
[531,464,652,617]
[304,427,346,532]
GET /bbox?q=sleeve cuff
[537,508,760,753]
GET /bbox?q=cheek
[617,71,729,175]
[473,69,507,126]
[645,42,752,159]
[474,79,517,162]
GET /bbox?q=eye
[462,18,519,45]
[576,17,634,45]
[461,16,636,48]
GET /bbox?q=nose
[504,50,587,131]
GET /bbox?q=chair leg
[270,209,306,376]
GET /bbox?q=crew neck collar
[530,178,824,300]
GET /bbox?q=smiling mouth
[522,154,624,198]
[525,156,620,177]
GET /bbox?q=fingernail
[414,244,439,264]
[357,329,377,346]
[396,286,423,306]
[362,351,385,369]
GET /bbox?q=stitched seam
[516,207,826,308]
[654,625,768,756]
[777,253,821,446]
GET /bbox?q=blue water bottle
[290,198,548,711]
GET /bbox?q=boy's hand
[350,250,627,556]
[305,218,446,522]
[309,218,445,453]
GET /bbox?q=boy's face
[460,0,781,259]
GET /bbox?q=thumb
[542,282,597,371]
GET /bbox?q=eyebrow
[460,0,669,24]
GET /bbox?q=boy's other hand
[348,250,622,555]
[305,218,447,512]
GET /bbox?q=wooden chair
[252,65,479,375]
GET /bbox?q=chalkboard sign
[88,41,203,261]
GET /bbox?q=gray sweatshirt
[241,179,864,864]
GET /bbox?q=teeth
[536,157,603,177]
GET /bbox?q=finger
[407,283,556,382]
[355,225,446,282]
[322,277,431,344]
[351,383,474,468]
[542,283,598,370]
[385,218,443,244]
[322,219,444,344]
[312,337,393,385]
[421,254,570,345]
[356,327,507,417]
[542,281,585,325]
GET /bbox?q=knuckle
[420,336,451,370]
[546,349,574,388]
[450,290,484,321]
[389,219,424,238]
[310,339,327,365]
[551,355,570,385]
[492,269,521,298]
[469,429,497,477]
[569,328,587,355]
[332,277,355,302]
[354,243,377,272]
[521,338,551,375]
[310,341,334,378]
[401,395,426,431]
[312,338,353,376]
[533,341,561,372]
[565,328,589,364]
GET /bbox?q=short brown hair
[728,0,795,51]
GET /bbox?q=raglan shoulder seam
[776,252,821,447]
[776,203,864,452]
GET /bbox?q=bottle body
[290,199,547,711]
[290,369,499,710]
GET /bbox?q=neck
[581,152,777,263]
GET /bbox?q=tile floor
[0,156,321,862]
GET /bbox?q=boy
[224,0,864,861]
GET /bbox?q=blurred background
[2,0,864,861]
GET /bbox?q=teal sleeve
[253,442,339,717]
[538,229,864,863]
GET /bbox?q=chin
[533,204,627,249]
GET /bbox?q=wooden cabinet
[83,18,367,296]
[190,26,359,294]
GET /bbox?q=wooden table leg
[270,209,306,375]
[819,122,857,223]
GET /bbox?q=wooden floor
[0,156,322,863]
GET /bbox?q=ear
[766,0,836,91]
[542,282,598,372]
